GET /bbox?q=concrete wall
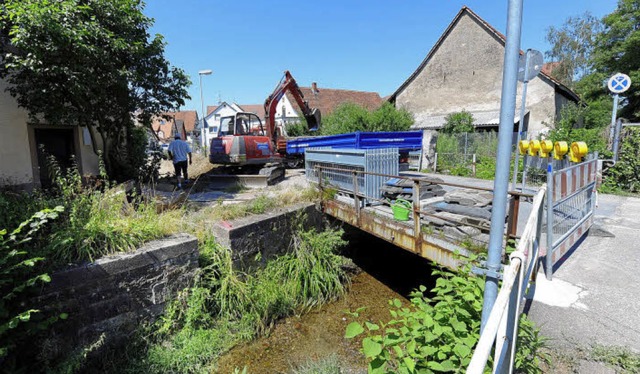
[395,12,566,137]
[213,202,323,269]
[0,79,33,187]
[33,234,198,363]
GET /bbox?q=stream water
[216,228,438,373]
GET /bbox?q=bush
[442,111,475,134]
[320,102,414,135]
[603,128,640,193]
[0,207,64,360]
[346,258,547,373]
[547,102,609,155]
[286,120,314,137]
[133,226,348,373]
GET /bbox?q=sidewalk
[527,193,640,370]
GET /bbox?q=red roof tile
[151,110,198,140]
[286,86,383,116]
[237,104,266,119]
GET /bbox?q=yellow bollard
[569,141,588,162]
[518,140,530,155]
[528,140,541,157]
[539,140,553,158]
[554,141,569,160]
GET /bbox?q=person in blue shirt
[167,133,192,189]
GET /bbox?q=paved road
[527,193,640,368]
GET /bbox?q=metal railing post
[481,0,524,331]
[413,179,422,253]
[434,152,438,173]
[352,171,361,223]
[472,153,477,177]
[545,162,554,280]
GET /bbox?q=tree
[369,102,413,132]
[592,0,640,121]
[545,12,603,87]
[319,102,413,136]
[320,103,370,135]
[442,110,474,134]
[0,0,190,180]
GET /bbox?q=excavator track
[198,164,285,189]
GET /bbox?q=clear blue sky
[145,0,617,115]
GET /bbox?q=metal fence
[544,157,598,279]
[434,132,499,175]
[305,147,399,202]
[468,186,546,374]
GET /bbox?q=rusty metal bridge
[312,165,530,270]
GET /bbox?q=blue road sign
[608,73,631,94]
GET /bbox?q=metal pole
[610,93,619,156]
[613,117,623,161]
[511,51,530,191]
[199,74,206,152]
[199,70,213,153]
[545,161,554,280]
[481,0,524,332]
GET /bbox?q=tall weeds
[137,226,348,373]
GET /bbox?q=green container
[391,199,412,221]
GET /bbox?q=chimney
[311,82,318,94]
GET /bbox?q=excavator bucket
[305,108,321,132]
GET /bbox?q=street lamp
[199,69,213,152]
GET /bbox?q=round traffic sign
[608,73,631,94]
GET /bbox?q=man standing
[167,133,192,189]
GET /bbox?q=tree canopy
[0,0,190,180]
[319,102,414,135]
[546,0,640,122]
[442,110,474,134]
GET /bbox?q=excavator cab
[209,112,279,166]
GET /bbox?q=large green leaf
[345,321,364,338]
[363,337,383,358]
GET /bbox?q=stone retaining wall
[34,234,198,361]
[213,202,323,268]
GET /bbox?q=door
[34,128,76,188]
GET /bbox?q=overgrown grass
[178,185,320,241]
[114,225,349,373]
[0,159,182,268]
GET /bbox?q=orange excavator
[208,71,320,182]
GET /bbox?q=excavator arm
[263,70,321,143]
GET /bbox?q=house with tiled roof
[286,82,384,117]
[151,110,199,141]
[389,6,579,137]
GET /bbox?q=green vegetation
[590,344,640,373]
[544,1,640,192]
[0,208,65,360]
[320,102,414,135]
[0,0,189,181]
[435,132,506,180]
[442,111,475,134]
[0,160,180,267]
[111,227,348,373]
[286,120,314,137]
[346,258,548,373]
[601,128,640,193]
[291,354,345,374]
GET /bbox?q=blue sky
[145,0,617,115]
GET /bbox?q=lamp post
[199,69,213,153]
